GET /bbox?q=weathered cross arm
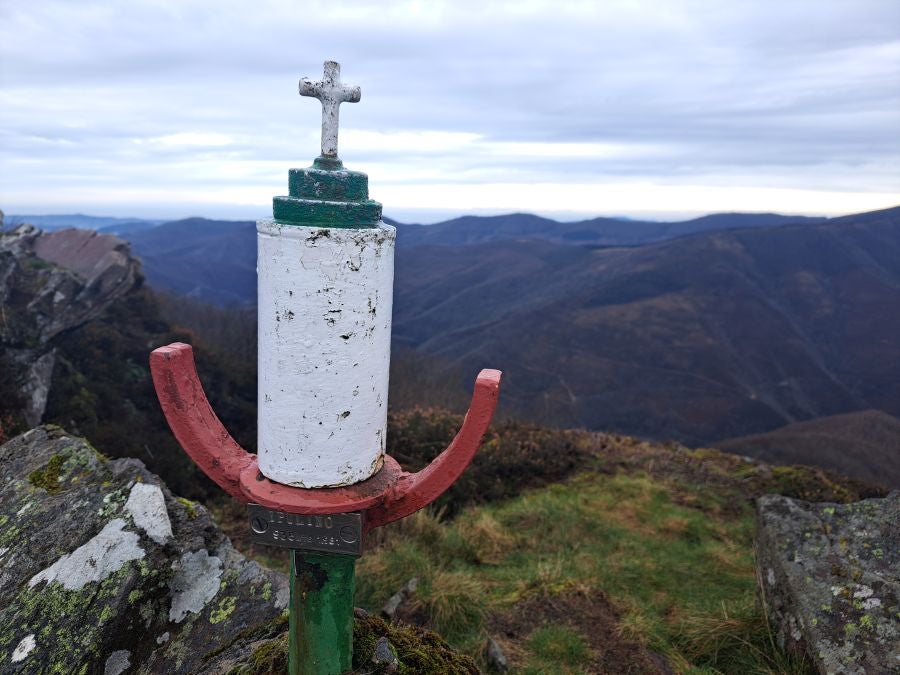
[300,60,361,160]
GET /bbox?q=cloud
[0,0,898,219]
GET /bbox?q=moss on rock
[28,453,64,494]
[352,613,480,674]
[212,611,479,675]
[243,634,288,675]
[176,496,199,519]
[1,427,289,674]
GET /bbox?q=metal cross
[300,61,361,160]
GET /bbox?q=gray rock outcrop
[0,426,288,674]
[0,225,139,425]
[756,492,899,674]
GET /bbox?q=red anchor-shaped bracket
[150,342,501,531]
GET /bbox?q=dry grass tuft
[420,570,487,637]
[616,607,654,645]
[468,512,517,564]
[674,596,814,674]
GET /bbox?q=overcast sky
[1,0,898,222]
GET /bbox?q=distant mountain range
[64,210,832,306]
[387,211,826,248]
[9,206,900,481]
[391,207,900,448]
[125,217,257,306]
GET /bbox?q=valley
[102,207,900,485]
[5,206,899,486]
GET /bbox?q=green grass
[356,472,810,673]
[213,414,868,672]
[525,625,589,671]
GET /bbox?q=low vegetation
[356,473,795,673]
[387,409,594,515]
[213,409,885,674]
[36,287,257,499]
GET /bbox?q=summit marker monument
[150,61,502,674]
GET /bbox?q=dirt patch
[489,588,670,674]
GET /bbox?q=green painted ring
[288,168,369,202]
[272,196,382,228]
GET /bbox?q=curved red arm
[365,368,500,529]
[149,342,502,528]
[150,343,254,501]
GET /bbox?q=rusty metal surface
[239,455,404,515]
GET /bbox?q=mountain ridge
[117,209,866,306]
[8,206,900,477]
[391,207,900,445]
[717,409,900,487]
[389,210,828,248]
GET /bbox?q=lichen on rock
[1,427,489,673]
[168,549,224,624]
[28,517,145,591]
[0,426,288,674]
[756,491,899,674]
[125,482,173,545]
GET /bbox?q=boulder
[0,225,139,425]
[0,426,483,674]
[756,492,899,674]
[0,426,288,674]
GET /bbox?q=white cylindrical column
[257,219,395,487]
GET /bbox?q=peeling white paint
[28,518,144,590]
[125,483,172,545]
[257,220,395,487]
[156,632,170,645]
[168,549,223,623]
[104,650,131,675]
[11,634,35,663]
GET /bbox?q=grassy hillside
[115,208,900,480]
[212,411,885,674]
[717,409,900,488]
[392,207,900,445]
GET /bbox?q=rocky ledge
[756,492,899,674]
[0,425,288,673]
[0,225,139,426]
[0,426,479,674]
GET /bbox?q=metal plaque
[247,504,364,556]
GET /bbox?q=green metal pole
[289,550,356,675]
